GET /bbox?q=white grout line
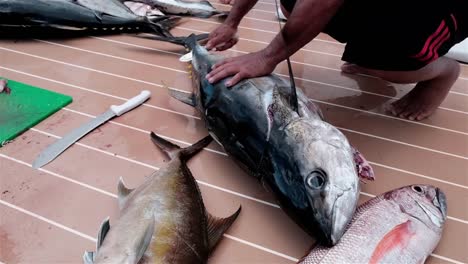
[1,65,467,189]
[224,234,298,262]
[60,106,468,190]
[27,129,277,208]
[368,161,468,190]
[0,60,466,177]
[90,36,182,56]
[176,26,468,94]
[337,125,468,160]
[0,155,296,262]
[0,154,118,198]
[61,107,225,156]
[24,126,468,225]
[88,35,468,116]
[34,39,186,73]
[311,99,468,137]
[2,43,468,136]
[0,199,97,242]
[185,14,468,82]
[0,155,464,264]
[26,38,468,113]
[0,66,200,120]
[430,254,466,264]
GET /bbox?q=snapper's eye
[411,185,425,194]
[306,170,326,189]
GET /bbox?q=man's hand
[219,0,235,5]
[206,51,276,87]
[205,24,239,51]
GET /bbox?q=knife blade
[32,90,151,169]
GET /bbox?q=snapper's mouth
[415,200,445,228]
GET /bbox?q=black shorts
[280,0,468,71]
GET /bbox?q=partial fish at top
[0,0,178,36]
[71,0,140,19]
[126,0,229,18]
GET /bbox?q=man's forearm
[264,0,344,64]
[224,0,259,27]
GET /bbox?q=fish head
[386,185,448,231]
[272,118,359,246]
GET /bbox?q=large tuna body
[168,34,374,246]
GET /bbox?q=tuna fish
[299,184,448,263]
[127,0,229,18]
[124,1,165,17]
[83,132,241,264]
[0,0,178,37]
[72,0,139,20]
[145,33,375,246]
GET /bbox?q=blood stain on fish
[369,220,416,263]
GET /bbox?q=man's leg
[341,57,460,121]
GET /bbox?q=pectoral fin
[97,217,110,251]
[206,206,241,252]
[169,88,197,107]
[83,251,95,264]
[134,217,155,263]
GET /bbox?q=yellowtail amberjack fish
[83,132,241,263]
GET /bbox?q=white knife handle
[110,90,151,116]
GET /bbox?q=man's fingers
[208,64,240,84]
[216,38,237,51]
[206,34,222,50]
[226,72,245,87]
[211,58,233,70]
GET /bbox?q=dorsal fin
[117,176,134,209]
[97,217,110,251]
[206,206,242,252]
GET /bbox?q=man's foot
[341,58,460,121]
[390,80,452,121]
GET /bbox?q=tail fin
[150,132,212,160]
[144,16,181,37]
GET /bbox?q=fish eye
[411,185,424,194]
[306,170,326,189]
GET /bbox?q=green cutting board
[0,78,72,146]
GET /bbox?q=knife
[32,90,151,169]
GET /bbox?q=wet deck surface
[1,1,467,263]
